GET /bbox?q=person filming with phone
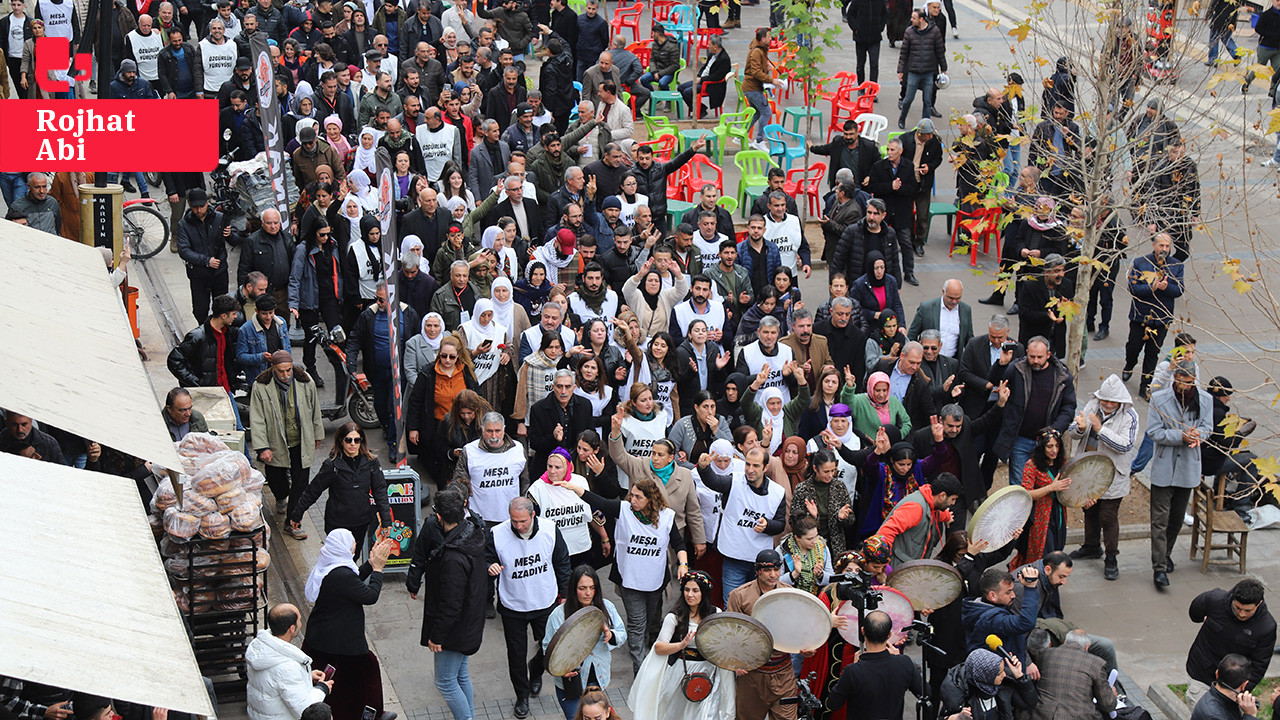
[246,603,334,720]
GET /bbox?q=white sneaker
[749,140,768,152]
[1263,158,1278,167]
[953,30,960,38]
[1184,513,1195,527]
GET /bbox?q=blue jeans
[1131,434,1153,474]
[553,685,579,720]
[639,72,674,90]
[721,557,755,605]
[109,172,149,194]
[899,71,936,123]
[1008,435,1037,487]
[1272,131,1280,164]
[744,89,770,141]
[1002,144,1021,179]
[434,650,475,720]
[0,172,27,206]
[1207,30,1239,63]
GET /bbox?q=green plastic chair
[648,59,688,118]
[882,130,905,157]
[667,199,697,228]
[717,196,739,214]
[680,127,721,163]
[733,149,776,211]
[734,71,745,113]
[642,114,679,141]
[713,108,756,155]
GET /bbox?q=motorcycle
[315,324,381,429]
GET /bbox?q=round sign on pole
[1056,452,1118,507]
[967,485,1033,550]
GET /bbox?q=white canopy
[0,452,215,716]
[0,219,184,470]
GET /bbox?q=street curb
[1116,668,1167,720]
[1147,683,1192,720]
[1066,523,1150,544]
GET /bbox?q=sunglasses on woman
[343,436,362,444]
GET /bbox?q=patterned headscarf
[859,534,892,565]
[965,649,1004,697]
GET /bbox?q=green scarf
[651,460,674,485]
[784,533,826,595]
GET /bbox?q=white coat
[1068,374,1140,500]
[245,630,327,720]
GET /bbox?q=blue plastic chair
[763,124,805,170]
[570,81,584,122]
[664,5,696,58]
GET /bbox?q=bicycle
[122,197,171,260]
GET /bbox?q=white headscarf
[490,277,516,342]
[481,225,502,250]
[400,235,425,270]
[294,117,318,144]
[353,127,379,176]
[444,196,467,219]
[340,195,364,247]
[710,438,735,459]
[304,528,360,603]
[462,298,501,343]
[421,312,444,351]
[348,171,377,211]
[758,387,785,455]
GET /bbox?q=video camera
[828,571,883,611]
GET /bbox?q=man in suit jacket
[910,394,1007,523]
[467,119,511,197]
[528,369,595,481]
[780,308,832,389]
[957,314,1023,419]
[1030,631,1116,720]
[872,343,936,431]
[907,278,974,358]
[918,329,962,408]
[487,175,542,258]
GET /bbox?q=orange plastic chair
[782,162,826,216]
[637,133,678,162]
[627,40,652,69]
[611,2,645,42]
[683,153,724,199]
[950,206,1003,267]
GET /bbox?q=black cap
[188,188,209,206]
[235,56,252,70]
[516,101,533,116]
[365,48,382,60]
[754,549,782,570]
[299,125,317,142]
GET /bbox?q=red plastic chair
[819,71,859,102]
[611,2,645,42]
[627,40,652,69]
[849,81,880,116]
[691,27,723,65]
[826,95,861,136]
[694,76,728,121]
[637,133,678,162]
[668,163,691,200]
[950,206,1003,267]
[683,153,724,199]
[652,0,676,21]
[782,162,826,216]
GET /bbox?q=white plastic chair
[856,113,889,143]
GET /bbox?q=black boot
[1104,555,1119,580]
[1069,544,1103,560]
[978,293,1005,306]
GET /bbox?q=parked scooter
[315,325,380,429]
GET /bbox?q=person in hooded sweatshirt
[1065,374,1139,581]
[245,603,332,720]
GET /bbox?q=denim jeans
[899,71,936,123]
[721,557,755,605]
[0,172,28,206]
[1131,434,1154,474]
[744,90,770,141]
[1272,131,1280,164]
[1002,143,1021,179]
[639,72,674,90]
[434,650,475,720]
[1008,435,1037,486]
[109,172,149,194]
[1207,30,1239,63]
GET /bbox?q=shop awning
[0,219,184,470]
[0,452,215,716]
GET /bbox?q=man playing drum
[726,549,799,720]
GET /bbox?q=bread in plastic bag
[229,503,264,532]
[164,507,200,539]
[199,512,231,539]
[191,451,250,497]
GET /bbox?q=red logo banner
[0,100,220,172]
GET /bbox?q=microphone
[985,634,1016,665]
